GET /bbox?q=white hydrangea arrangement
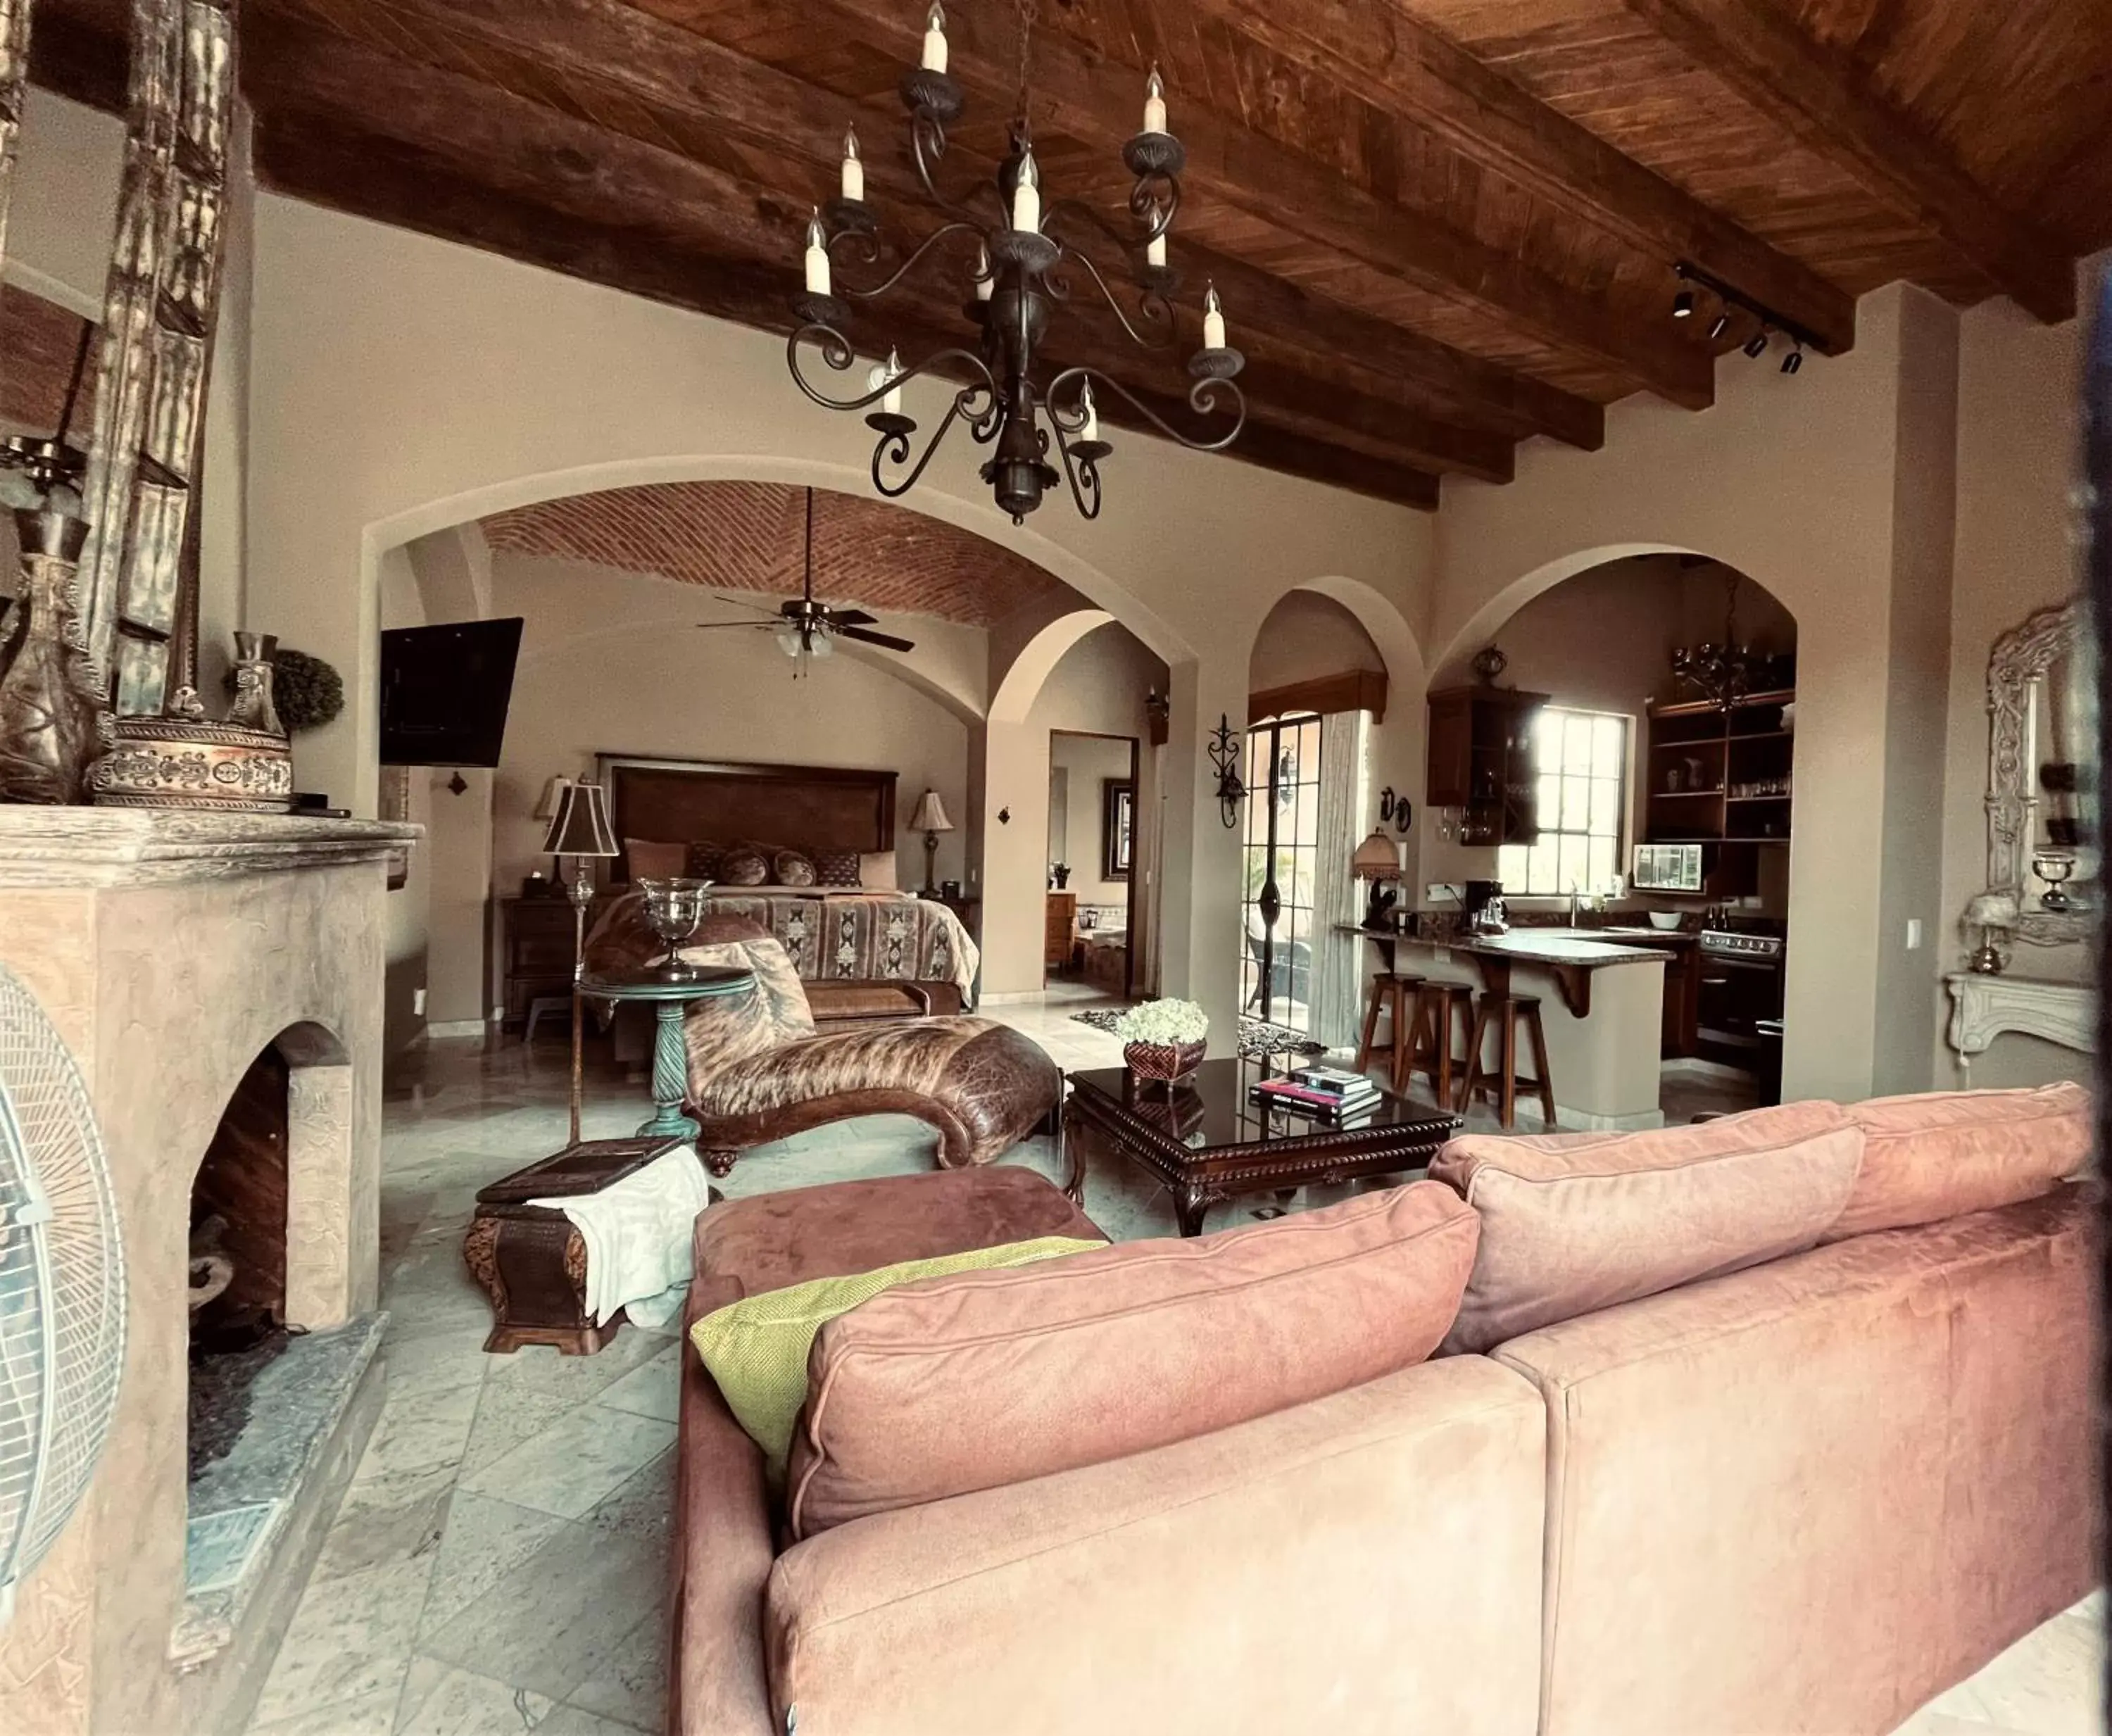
[1114,998,1209,1046]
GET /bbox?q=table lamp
[910,788,954,897]
[543,779,620,1146]
[1352,828,1402,929]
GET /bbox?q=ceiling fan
[696,488,915,674]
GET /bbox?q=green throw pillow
[690,1235,1102,1487]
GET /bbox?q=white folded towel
[529,1142,714,1331]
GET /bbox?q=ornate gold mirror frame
[1978,596,2093,948]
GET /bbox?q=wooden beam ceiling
[1615,0,2076,322]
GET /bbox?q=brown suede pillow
[1823,1082,2090,1243]
[624,838,688,881]
[810,848,862,887]
[772,849,819,888]
[717,846,769,888]
[1429,1102,1863,1355]
[784,1181,1479,1540]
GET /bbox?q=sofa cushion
[1823,1081,2090,1243]
[689,1236,1102,1485]
[678,936,817,1076]
[1429,1102,1863,1355]
[784,1181,1480,1540]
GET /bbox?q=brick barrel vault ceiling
[479,481,1076,629]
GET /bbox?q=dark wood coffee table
[1062,1059,1462,1238]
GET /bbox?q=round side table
[582,964,755,1140]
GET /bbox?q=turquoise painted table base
[583,965,755,1140]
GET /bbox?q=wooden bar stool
[1409,981,1477,1109]
[1355,972,1426,1091]
[1459,993,1559,1130]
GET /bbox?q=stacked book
[1250,1065,1383,1122]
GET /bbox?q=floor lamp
[542,779,620,1147]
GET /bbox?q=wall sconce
[1207,714,1245,829]
[1379,786,1414,834]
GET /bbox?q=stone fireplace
[0,809,416,1736]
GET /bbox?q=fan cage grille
[0,964,127,1606]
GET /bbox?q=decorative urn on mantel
[92,631,295,813]
[0,509,111,805]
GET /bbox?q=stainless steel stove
[1699,928,1785,960]
[1695,919,1787,1102]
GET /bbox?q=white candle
[1202,281,1226,350]
[867,349,903,417]
[922,1,948,74]
[1145,209,1167,269]
[840,127,863,203]
[803,211,831,296]
[1143,63,1167,134]
[1080,380,1100,445]
[1012,146,1041,233]
[974,241,993,301]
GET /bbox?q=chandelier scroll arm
[1047,363,1245,455]
[871,384,999,501]
[1048,413,1105,520]
[786,324,998,418]
[833,220,987,303]
[906,106,1010,229]
[1045,239,1176,352]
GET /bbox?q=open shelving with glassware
[1644,688,1794,895]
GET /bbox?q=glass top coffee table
[1063,1058,1462,1238]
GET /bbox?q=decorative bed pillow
[689,1236,1100,1487]
[686,841,727,881]
[679,937,817,1080]
[1823,1081,2090,1243]
[772,849,819,888]
[1428,1102,1863,1354]
[624,838,688,881]
[810,848,862,888]
[784,1182,1480,1539]
[717,845,770,887]
[857,850,899,891]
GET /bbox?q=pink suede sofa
[671,1083,2097,1736]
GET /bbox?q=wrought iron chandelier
[784,0,1247,525]
[1669,572,1764,708]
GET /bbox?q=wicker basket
[1124,1038,1207,1087]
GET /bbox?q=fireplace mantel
[0,807,415,888]
[1944,971,2093,1065]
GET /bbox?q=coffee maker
[1463,879,1508,934]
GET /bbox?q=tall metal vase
[0,508,108,804]
[225,631,286,736]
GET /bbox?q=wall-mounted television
[379,617,524,768]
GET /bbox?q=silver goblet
[2032,851,2078,912]
[637,876,711,979]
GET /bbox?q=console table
[1945,972,2092,1077]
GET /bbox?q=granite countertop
[1397,929,1673,969]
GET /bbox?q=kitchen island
[1343,924,1673,1130]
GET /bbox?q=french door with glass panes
[1240,712,1323,1031]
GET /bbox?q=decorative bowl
[1124,1039,1207,1088]
[1647,912,1683,931]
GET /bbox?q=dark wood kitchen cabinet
[1427,685,1550,846]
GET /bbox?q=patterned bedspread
[586,890,979,998]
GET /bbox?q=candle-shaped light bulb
[803,210,831,296]
[1202,280,1226,350]
[1143,63,1167,134]
[974,241,994,301]
[867,348,904,417]
[1011,144,1041,232]
[922,1,948,74]
[1080,379,1100,445]
[840,126,864,203]
[1145,201,1167,269]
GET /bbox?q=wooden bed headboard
[597,755,898,881]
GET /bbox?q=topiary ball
[225,644,344,734]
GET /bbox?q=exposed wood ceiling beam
[631,0,1716,408]
[244,42,1441,508]
[1173,0,1854,356]
[246,6,1504,484]
[25,1,127,113]
[261,0,1579,455]
[1617,0,2075,322]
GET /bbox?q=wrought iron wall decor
[1207,712,1245,829]
[784,0,1245,524]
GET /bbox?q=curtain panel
[1309,710,1370,1050]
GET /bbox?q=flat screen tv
[379,617,524,768]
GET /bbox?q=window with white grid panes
[1498,708,1628,898]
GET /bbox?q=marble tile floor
[246,998,2101,1736]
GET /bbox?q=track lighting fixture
[1672,260,1822,376]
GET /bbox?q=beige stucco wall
[241,194,1432,1045]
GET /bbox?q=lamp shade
[534,776,571,821]
[909,788,955,834]
[1352,828,1401,879]
[541,779,620,857]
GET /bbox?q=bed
[586,755,978,1024]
